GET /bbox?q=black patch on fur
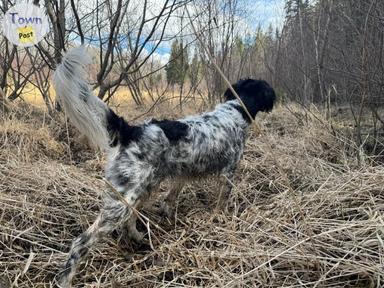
[107,109,143,147]
[78,247,88,258]
[116,174,130,186]
[132,151,145,160]
[77,233,91,245]
[150,119,190,143]
[202,115,212,121]
[224,79,276,122]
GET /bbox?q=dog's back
[53,46,276,287]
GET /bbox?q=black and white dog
[53,46,275,287]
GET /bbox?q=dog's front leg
[159,181,185,218]
[217,171,235,210]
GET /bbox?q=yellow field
[17,84,51,107]
[16,83,161,109]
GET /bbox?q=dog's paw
[159,202,175,219]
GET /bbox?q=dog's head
[224,79,276,120]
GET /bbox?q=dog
[53,46,275,287]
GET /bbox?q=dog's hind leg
[58,199,130,287]
[57,182,152,287]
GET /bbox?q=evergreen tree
[166,39,179,86]
[234,35,245,55]
[165,39,189,86]
[188,50,200,90]
[285,0,310,20]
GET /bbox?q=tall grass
[0,103,383,287]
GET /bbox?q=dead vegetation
[0,104,383,287]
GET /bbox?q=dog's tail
[53,46,111,150]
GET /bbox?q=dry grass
[0,103,383,287]
[0,119,64,162]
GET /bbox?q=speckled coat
[53,46,275,287]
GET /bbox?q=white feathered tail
[53,46,110,150]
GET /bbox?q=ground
[0,101,383,287]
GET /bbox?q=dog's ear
[224,79,276,119]
[224,79,275,111]
[224,79,253,101]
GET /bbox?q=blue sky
[244,0,285,30]
[152,0,286,62]
[72,0,286,64]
